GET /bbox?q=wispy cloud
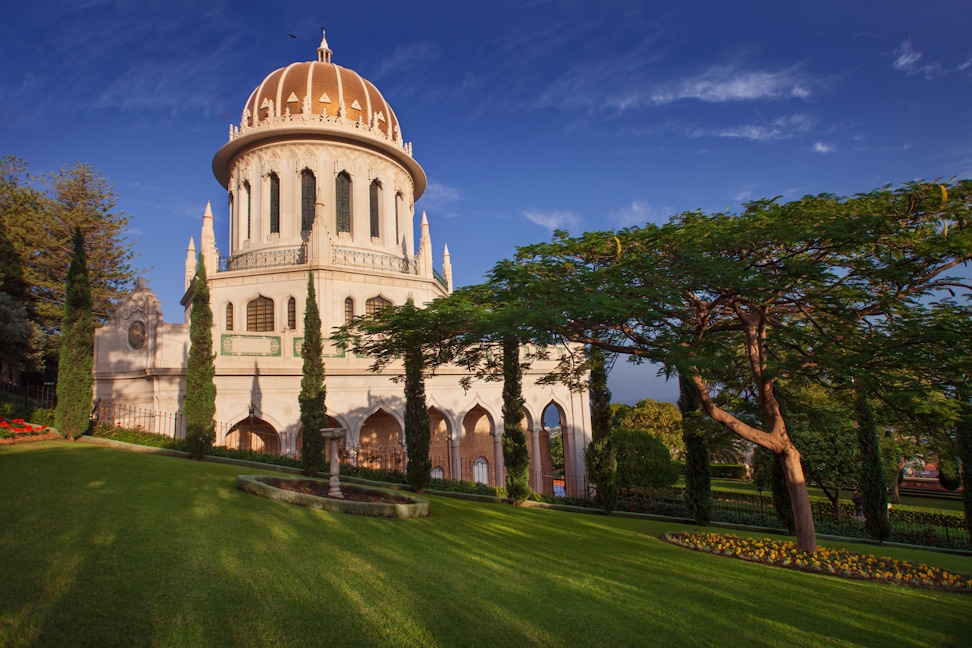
[651,64,812,104]
[522,209,581,232]
[959,57,972,72]
[611,202,671,228]
[373,41,442,79]
[690,113,816,142]
[891,39,945,79]
[418,182,463,214]
[813,142,835,154]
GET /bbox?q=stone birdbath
[319,427,347,498]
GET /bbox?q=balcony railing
[332,248,418,275]
[219,247,306,272]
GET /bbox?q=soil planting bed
[236,474,429,518]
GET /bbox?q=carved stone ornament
[128,320,146,350]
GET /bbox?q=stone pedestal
[320,427,347,498]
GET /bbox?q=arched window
[225,303,234,331]
[287,297,297,330]
[247,296,274,332]
[366,296,391,316]
[431,466,444,479]
[335,171,351,233]
[243,181,252,239]
[395,191,403,245]
[269,173,280,234]
[473,457,489,485]
[344,297,354,325]
[301,169,316,231]
[369,179,382,239]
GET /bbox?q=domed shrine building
[93,32,592,495]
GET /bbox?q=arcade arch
[224,416,280,455]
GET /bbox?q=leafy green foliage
[404,339,432,492]
[614,429,678,491]
[299,273,326,476]
[184,257,216,459]
[612,397,684,457]
[54,228,93,439]
[752,446,795,533]
[937,456,962,491]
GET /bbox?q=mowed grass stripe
[1,441,970,647]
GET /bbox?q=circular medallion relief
[128,320,146,350]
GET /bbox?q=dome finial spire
[317,27,332,63]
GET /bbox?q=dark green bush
[614,429,678,491]
[710,464,748,480]
[90,424,187,450]
[938,457,962,491]
[429,478,498,496]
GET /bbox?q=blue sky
[2,0,970,404]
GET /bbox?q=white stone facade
[93,33,592,495]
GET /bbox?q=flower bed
[662,531,972,591]
[0,417,58,443]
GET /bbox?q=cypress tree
[957,398,972,537]
[502,335,531,503]
[584,345,618,512]
[299,272,327,476]
[855,391,890,541]
[55,227,93,439]
[184,256,216,459]
[678,373,711,524]
[404,343,432,491]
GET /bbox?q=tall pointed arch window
[395,191,403,246]
[344,297,354,325]
[226,303,234,331]
[301,169,316,232]
[336,171,351,233]
[369,180,382,239]
[269,173,280,234]
[243,181,252,240]
[247,296,274,332]
[287,297,297,330]
[366,296,391,316]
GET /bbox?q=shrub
[710,464,748,480]
[614,429,678,491]
[938,456,962,491]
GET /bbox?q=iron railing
[0,380,57,409]
[332,248,418,274]
[433,267,448,290]
[219,247,306,272]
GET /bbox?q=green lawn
[3,441,971,647]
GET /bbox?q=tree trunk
[780,444,817,552]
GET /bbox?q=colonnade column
[530,427,542,491]
[450,436,461,481]
[493,431,504,488]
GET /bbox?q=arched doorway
[294,415,343,460]
[224,417,280,455]
[357,409,404,472]
[460,405,495,485]
[429,407,451,480]
[539,402,571,497]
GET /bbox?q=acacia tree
[54,228,93,439]
[336,297,470,491]
[184,257,216,459]
[489,181,972,552]
[299,273,327,476]
[613,396,684,457]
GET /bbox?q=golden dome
[213,31,425,198]
[242,61,399,139]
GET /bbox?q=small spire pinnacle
[317,28,332,63]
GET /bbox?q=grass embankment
[2,441,971,648]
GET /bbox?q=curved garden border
[236,474,429,518]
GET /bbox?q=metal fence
[0,380,57,409]
[332,248,417,275]
[219,247,306,272]
[92,401,231,442]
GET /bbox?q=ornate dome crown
[242,32,400,139]
[213,30,424,197]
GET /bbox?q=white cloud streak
[813,142,835,154]
[690,113,816,142]
[891,39,945,79]
[611,202,671,228]
[417,182,463,213]
[522,209,581,232]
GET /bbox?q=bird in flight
[289,34,297,39]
